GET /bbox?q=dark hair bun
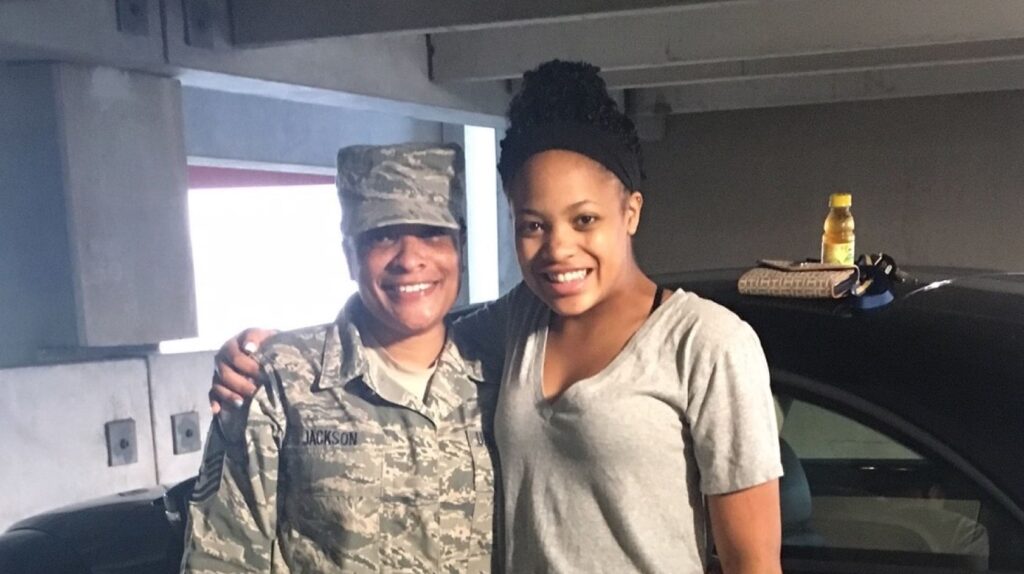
[498,60,644,185]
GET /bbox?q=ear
[624,191,644,236]
[342,237,360,281]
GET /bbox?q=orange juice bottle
[821,192,855,265]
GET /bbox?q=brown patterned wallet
[737,260,860,299]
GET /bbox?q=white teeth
[397,282,432,293]
[548,270,587,283]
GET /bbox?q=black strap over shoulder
[649,286,666,316]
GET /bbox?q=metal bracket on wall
[182,0,233,49]
[116,0,150,36]
[105,419,138,467]
[171,411,202,454]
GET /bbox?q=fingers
[213,359,258,400]
[208,374,239,415]
[219,328,277,378]
[237,328,277,356]
[216,348,260,381]
[209,327,276,414]
[218,337,260,380]
[210,372,247,407]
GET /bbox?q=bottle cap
[829,193,852,207]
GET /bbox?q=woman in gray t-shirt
[456,60,783,574]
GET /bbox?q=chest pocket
[282,423,384,562]
[467,426,497,569]
[468,428,495,494]
[429,419,495,567]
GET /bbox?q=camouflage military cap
[337,143,465,237]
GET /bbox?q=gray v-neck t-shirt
[488,284,782,574]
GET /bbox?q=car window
[776,393,1024,572]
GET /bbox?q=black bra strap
[649,286,666,315]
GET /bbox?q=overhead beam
[162,0,510,126]
[431,0,1024,82]
[627,57,1024,114]
[601,38,1024,89]
[229,0,726,46]
[0,0,165,70]
[0,1,510,127]
[177,70,508,128]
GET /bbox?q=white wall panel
[0,359,155,530]
[147,351,218,485]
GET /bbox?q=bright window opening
[160,184,356,353]
[464,125,500,303]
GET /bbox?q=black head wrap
[497,60,645,192]
[499,122,643,191]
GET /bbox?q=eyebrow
[516,200,596,217]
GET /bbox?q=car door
[773,375,1024,574]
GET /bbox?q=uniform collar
[423,335,486,421]
[314,295,487,422]
[312,295,368,392]
[442,316,486,382]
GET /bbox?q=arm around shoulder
[452,283,527,378]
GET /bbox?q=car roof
[655,267,1024,512]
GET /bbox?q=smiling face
[347,224,461,342]
[509,150,643,318]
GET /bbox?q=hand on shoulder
[209,328,277,414]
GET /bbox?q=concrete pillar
[0,62,196,367]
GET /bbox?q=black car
[3,268,1022,574]
[0,478,192,574]
[669,267,1024,573]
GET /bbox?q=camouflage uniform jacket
[181,299,499,573]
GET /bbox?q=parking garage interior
[2,0,1024,548]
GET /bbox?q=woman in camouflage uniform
[183,144,497,573]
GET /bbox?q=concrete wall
[1,62,195,366]
[183,87,444,169]
[57,64,196,346]
[0,65,80,365]
[636,89,1024,274]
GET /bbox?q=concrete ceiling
[5,1,1024,123]
[231,0,1024,115]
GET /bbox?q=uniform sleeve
[683,322,783,495]
[181,366,287,573]
[452,283,524,381]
